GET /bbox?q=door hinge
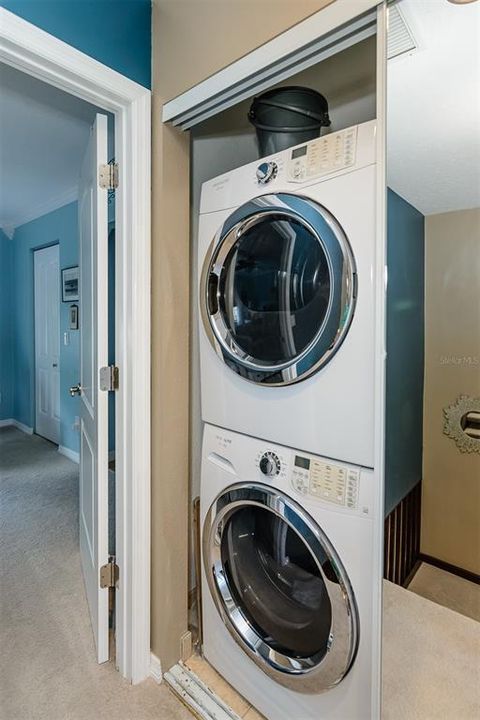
[99,162,119,190]
[99,365,119,392]
[100,557,119,589]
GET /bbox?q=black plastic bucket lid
[248,86,331,133]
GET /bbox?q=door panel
[78,113,109,664]
[80,425,95,562]
[34,244,60,443]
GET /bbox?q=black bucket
[248,86,331,157]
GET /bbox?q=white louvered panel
[387,3,416,60]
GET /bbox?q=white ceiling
[387,0,480,215]
[0,63,106,235]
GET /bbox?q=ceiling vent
[387,3,417,60]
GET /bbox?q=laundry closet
[184,22,384,720]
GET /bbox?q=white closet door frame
[0,8,151,684]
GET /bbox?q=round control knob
[256,161,278,185]
[259,451,281,477]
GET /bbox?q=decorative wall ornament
[443,395,480,454]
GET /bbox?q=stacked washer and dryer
[197,120,380,719]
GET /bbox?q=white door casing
[78,113,109,663]
[34,244,60,444]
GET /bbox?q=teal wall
[0,229,15,420]
[385,189,425,516]
[1,0,151,88]
[12,202,80,452]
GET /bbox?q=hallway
[0,427,191,720]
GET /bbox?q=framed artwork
[62,266,79,302]
[69,304,79,330]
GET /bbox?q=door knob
[69,384,82,397]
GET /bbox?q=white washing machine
[198,120,377,468]
[201,423,379,720]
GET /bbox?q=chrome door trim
[200,193,356,386]
[203,483,359,693]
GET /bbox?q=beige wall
[151,0,339,670]
[154,0,334,102]
[422,208,480,575]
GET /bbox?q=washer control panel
[256,161,278,185]
[291,453,360,510]
[287,126,357,183]
[255,449,287,479]
[259,451,281,477]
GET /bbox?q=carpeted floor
[408,562,480,622]
[382,580,480,720]
[0,426,192,720]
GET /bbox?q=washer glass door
[204,484,359,693]
[202,193,356,385]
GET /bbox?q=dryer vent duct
[387,4,417,60]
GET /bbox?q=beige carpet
[382,580,480,720]
[408,562,480,622]
[0,427,192,720]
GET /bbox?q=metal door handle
[69,384,82,397]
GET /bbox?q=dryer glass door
[202,193,356,385]
[203,484,359,693]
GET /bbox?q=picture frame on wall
[62,266,79,302]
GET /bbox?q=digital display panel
[291,145,307,159]
[295,455,310,470]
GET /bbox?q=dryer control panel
[287,126,357,183]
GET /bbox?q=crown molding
[2,185,78,236]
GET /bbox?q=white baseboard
[58,445,80,464]
[0,418,34,434]
[14,419,34,435]
[150,652,163,684]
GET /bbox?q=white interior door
[78,113,109,663]
[34,245,60,444]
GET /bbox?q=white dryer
[200,423,379,720]
[198,120,377,468]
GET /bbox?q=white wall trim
[0,7,151,685]
[58,445,80,464]
[6,185,78,234]
[149,652,163,685]
[162,0,379,128]
[0,418,35,434]
[13,420,32,434]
